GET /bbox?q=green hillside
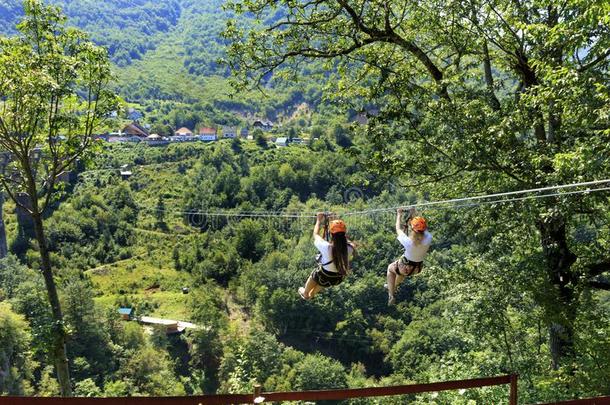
[0,0,328,128]
[1,0,609,402]
[0,0,181,65]
[2,137,608,401]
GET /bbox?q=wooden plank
[263,375,513,402]
[510,374,518,405]
[0,375,514,405]
[0,394,253,405]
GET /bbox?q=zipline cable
[430,185,610,211]
[135,179,610,219]
[343,178,610,216]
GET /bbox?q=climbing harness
[391,256,423,277]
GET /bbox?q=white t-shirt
[397,230,432,262]
[314,235,354,273]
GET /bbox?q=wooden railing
[2,374,608,404]
[254,374,517,403]
[0,374,517,404]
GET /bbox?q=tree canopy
[225,0,610,370]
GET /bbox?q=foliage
[0,302,34,395]
[0,0,609,398]
[0,0,118,394]
[121,346,186,396]
[225,0,610,380]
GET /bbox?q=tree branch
[0,176,32,214]
[483,40,501,111]
[587,261,610,278]
[578,48,610,72]
[589,280,610,291]
[336,0,449,99]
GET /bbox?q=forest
[2,138,610,403]
[0,0,325,130]
[0,0,609,403]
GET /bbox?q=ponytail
[331,232,350,275]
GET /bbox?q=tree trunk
[15,192,35,239]
[31,211,72,396]
[482,41,501,111]
[0,193,7,258]
[538,212,577,370]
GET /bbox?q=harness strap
[318,267,343,278]
[315,252,333,268]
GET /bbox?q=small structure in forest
[139,316,200,335]
[198,127,217,141]
[275,137,288,147]
[119,164,132,180]
[118,307,133,320]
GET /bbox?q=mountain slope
[0,0,337,130]
[0,0,182,65]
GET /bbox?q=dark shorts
[311,267,345,287]
[389,256,423,277]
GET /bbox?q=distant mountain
[0,0,185,66]
[0,0,330,126]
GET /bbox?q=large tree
[0,0,116,395]
[224,0,610,370]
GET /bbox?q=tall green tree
[0,0,117,395]
[225,0,610,370]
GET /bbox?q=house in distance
[222,126,238,139]
[199,127,217,141]
[122,122,149,137]
[253,119,274,131]
[118,307,134,320]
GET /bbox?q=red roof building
[122,122,149,137]
[199,127,216,135]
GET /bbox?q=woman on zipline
[299,212,354,300]
[386,208,432,305]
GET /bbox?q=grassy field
[7,141,262,323]
[87,245,196,321]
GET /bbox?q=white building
[222,126,238,138]
[275,137,288,147]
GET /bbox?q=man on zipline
[386,208,432,305]
[299,212,354,300]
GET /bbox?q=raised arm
[396,208,404,235]
[313,212,325,239]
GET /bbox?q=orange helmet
[410,216,427,232]
[329,219,347,234]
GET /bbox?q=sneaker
[298,287,309,300]
[388,295,396,306]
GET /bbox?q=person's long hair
[331,232,350,275]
